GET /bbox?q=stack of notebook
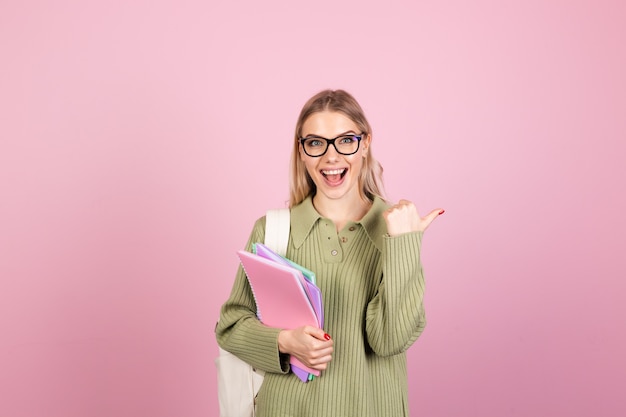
[237,243,324,382]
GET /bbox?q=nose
[324,142,341,160]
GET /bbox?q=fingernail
[438,210,445,215]
[324,333,331,340]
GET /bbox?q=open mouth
[321,168,347,184]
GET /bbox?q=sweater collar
[290,195,389,252]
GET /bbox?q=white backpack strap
[264,208,290,257]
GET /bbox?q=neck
[313,194,372,231]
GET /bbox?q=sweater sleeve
[215,217,290,374]
[365,231,427,356]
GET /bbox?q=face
[299,111,370,206]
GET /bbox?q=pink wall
[1,1,625,416]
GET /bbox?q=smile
[321,168,347,177]
[320,168,347,186]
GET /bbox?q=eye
[306,138,325,147]
[338,135,357,144]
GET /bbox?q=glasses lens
[335,135,360,155]
[302,137,327,156]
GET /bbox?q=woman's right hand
[278,326,334,370]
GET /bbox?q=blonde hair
[289,89,385,207]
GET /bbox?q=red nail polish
[324,333,331,340]
[438,210,445,215]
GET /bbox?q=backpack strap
[264,208,290,257]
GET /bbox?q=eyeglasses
[299,133,364,157]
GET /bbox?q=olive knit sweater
[216,196,426,417]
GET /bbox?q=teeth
[322,169,345,175]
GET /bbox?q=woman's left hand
[383,199,444,237]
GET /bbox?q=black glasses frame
[299,133,364,157]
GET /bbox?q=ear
[362,133,371,156]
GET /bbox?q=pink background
[1,1,625,416]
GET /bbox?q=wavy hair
[289,89,385,207]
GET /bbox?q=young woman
[216,89,443,416]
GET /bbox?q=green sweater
[216,196,426,417]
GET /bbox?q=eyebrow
[302,130,358,139]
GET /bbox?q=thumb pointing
[422,208,445,231]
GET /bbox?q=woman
[216,89,443,416]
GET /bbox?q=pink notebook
[254,243,323,328]
[237,250,321,380]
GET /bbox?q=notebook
[237,250,322,381]
[253,243,323,327]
